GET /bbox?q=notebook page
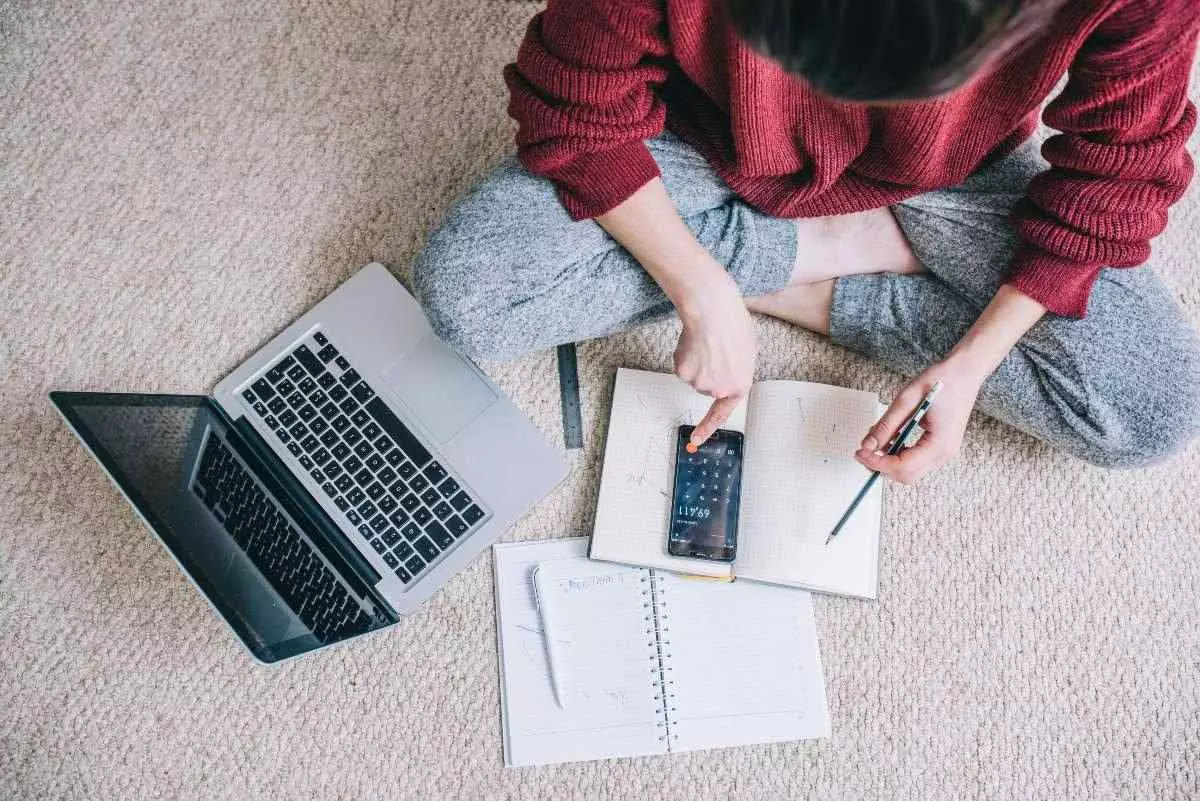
[590,369,744,578]
[657,572,830,752]
[735,381,883,599]
[492,539,664,766]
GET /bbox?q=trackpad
[382,337,497,444]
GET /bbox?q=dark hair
[724,0,1055,103]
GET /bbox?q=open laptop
[51,263,568,663]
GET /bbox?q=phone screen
[667,425,744,562]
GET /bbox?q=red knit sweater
[505,0,1199,318]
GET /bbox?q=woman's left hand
[855,359,987,484]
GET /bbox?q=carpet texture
[2,2,1199,799]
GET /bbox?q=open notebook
[591,368,885,599]
[493,538,829,766]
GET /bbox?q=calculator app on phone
[667,425,744,562]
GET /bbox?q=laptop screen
[51,392,391,662]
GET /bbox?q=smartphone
[666,425,744,562]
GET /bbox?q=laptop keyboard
[191,433,374,643]
[239,330,489,586]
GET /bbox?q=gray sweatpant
[413,133,1200,468]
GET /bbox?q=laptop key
[366,454,384,472]
[383,552,399,568]
[288,391,306,409]
[394,541,414,561]
[375,435,394,454]
[311,467,325,483]
[264,415,279,429]
[353,440,372,458]
[354,468,373,486]
[317,344,339,363]
[339,397,359,415]
[287,441,302,456]
[385,449,404,466]
[267,363,287,382]
[366,482,385,500]
[432,501,453,520]
[340,368,361,388]
[298,377,317,394]
[343,428,362,446]
[322,482,337,498]
[397,461,417,479]
[409,474,429,493]
[346,509,362,525]
[318,372,336,389]
[286,364,307,383]
[276,379,295,396]
[301,434,319,451]
[335,474,354,492]
[426,521,454,549]
[377,467,397,487]
[423,461,448,485]
[314,332,328,346]
[370,538,387,554]
[298,404,317,421]
[308,417,328,435]
[329,383,348,402]
[310,390,328,407]
[242,389,257,404]
[312,449,331,466]
[413,536,440,562]
[400,493,421,512]
[350,409,370,427]
[359,500,377,519]
[251,379,275,401]
[332,442,351,460]
[299,455,313,470]
[335,355,350,370]
[361,422,381,441]
[333,496,349,511]
[351,382,375,403]
[319,401,339,419]
[413,507,433,526]
[268,396,287,414]
[320,429,339,447]
[363,397,431,467]
[402,522,422,541]
[343,455,363,474]
[370,514,389,533]
[462,504,485,525]
[346,487,365,505]
[288,422,307,439]
[294,345,324,376]
[449,491,471,511]
[420,488,440,506]
[331,415,350,433]
[394,566,412,583]
[279,409,298,427]
[447,516,468,537]
[404,554,425,574]
[438,477,459,497]
[382,528,402,546]
[389,509,409,528]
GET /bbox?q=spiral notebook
[492,538,830,766]
[590,368,885,599]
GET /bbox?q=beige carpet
[2,2,1199,799]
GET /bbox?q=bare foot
[746,280,835,335]
[788,208,924,284]
[747,208,924,334]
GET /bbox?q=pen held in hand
[826,381,943,545]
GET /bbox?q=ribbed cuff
[1007,246,1105,319]
[542,141,662,220]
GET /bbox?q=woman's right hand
[672,264,757,447]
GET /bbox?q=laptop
[51,263,569,663]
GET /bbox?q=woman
[414,0,1200,482]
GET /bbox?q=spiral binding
[641,570,677,748]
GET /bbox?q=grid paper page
[662,572,830,752]
[493,538,664,766]
[589,369,746,578]
[735,381,883,598]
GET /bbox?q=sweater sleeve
[503,0,670,220]
[1006,0,1200,318]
